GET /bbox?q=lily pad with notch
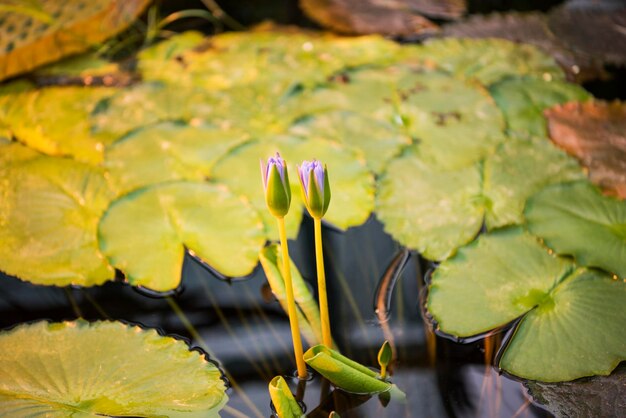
[98,181,266,292]
[427,227,626,381]
[0,320,228,417]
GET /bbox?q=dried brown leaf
[545,100,626,198]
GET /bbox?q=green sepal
[304,345,400,395]
[378,340,392,369]
[268,376,304,418]
[323,165,331,215]
[305,167,325,218]
[266,164,291,217]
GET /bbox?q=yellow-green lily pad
[0,320,227,417]
[104,121,250,195]
[0,154,114,287]
[525,181,626,278]
[1,86,116,164]
[98,181,265,292]
[212,136,374,240]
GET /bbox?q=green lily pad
[98,181,265,291]
[411,38,564,85]
[289,110,411,173]
[376,146,484,261]
[483,136,585,229]
[427,228,573,337]
[0,155,115,287]
[489,77,591,137]
[427,227,626,381]
[500,268,626,382]
[0,320,227,417]
[212,136,374,239]
[259,244,324,346]
[1,86,116,164]
[525,181,626,278]
[268,376,304,418]
[104,122,250,195]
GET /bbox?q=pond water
[0,215,552,417]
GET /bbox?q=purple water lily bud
[260,152,292,218]
[298,159,331,219]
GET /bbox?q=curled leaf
[269,376,304,418]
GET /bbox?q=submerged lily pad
[414,38,564,85]
[0,320,227,417]
[1,86,116,164]
[98,181,265,291]
[545,100,626,199]
[489,77,590,137]
[104,122,250,195]
[0,155,114,287]
[427,227,626,381]
[525,181,626,278]
[483,136,585,229]
[212,136,374,239]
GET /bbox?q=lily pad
[413,38,564,85]
[0,0,150,81]
[500,268,626,382]
[483,136,585,229]
[212,136,374,239]
[545,100,626,198]
[98,181,265,292]
[427,227,573,337]
[427,228,626,381]
[0,155,115,287]
[289,110,411,173]
[0,320,227,417]
[1,86,116,164]
[489,77,591,137]
[104,121,251,195]
[376,146,484,261]
[525,181,626,278]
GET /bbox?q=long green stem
[314,217,332,347]
[277,217,308,379]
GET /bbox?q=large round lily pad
[0,320,227,417]
[489,77,591,138]
[500,268,626,382]
[525,181,626,278]
[104,121,250,195]
[427,227,573,337]
[0,155,114,287]
[427,228,626,382]
[98,181,265,291]
[212,135,374,240]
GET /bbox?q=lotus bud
[261,152,292,218]
[297,160,331,219]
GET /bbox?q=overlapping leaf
[0,320,227,417]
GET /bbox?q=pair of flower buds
[261,152,331,219]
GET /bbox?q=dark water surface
[0,215,552,418]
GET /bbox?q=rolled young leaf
[268,376,304,418]
[304,345,391,394]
